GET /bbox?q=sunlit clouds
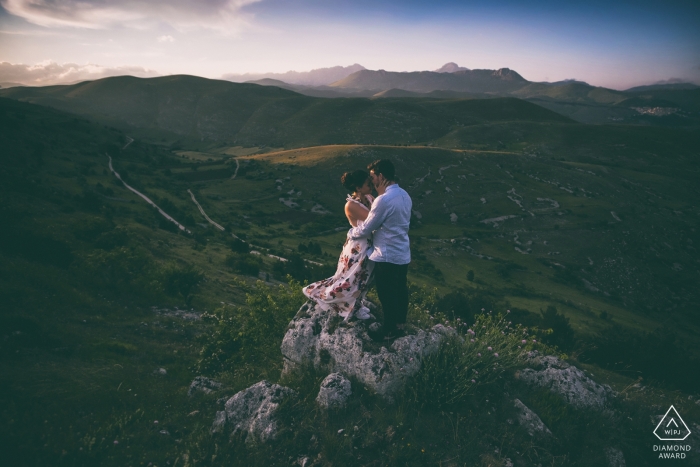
[0,0,698,89]
[0,0,260,30]
[0,60,159,85]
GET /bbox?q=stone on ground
[316,373,352,409]
[513,398,552,438]
[217,380,297,444]
[188,376,222,397]
[517,354,616,410]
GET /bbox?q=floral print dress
[303,194,375,318]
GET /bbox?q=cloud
[0,0,261,30]
[157,34,175,43]
[0,61,160,86]
[652,78,688,85]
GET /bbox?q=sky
[0,0,699,89]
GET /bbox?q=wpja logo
[652,405,692,460]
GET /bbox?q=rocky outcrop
[513,398,552,438]
[214,380,297,444]
[316,373,352,409]
[281,300,456,399]
[516,353,616,411]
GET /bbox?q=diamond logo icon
[654,405,691,441]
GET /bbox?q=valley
[1,76,699,465]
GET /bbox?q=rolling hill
[0,74,573,147]
[2,88,700,467]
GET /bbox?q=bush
[272,253,321,282]
[298,241,322,255]
[225,253,261,276]
[160,264,203,299]
[433,290,499,324]
[80,246,154,296]
[580,325,700,392]
[408,311,541,409]
[539,306,576,352]
[228,237,250,253]
[196,278,306,373]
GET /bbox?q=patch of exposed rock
[513,398,552,438]
[281,300,456,399]
[188,376,222,397]
[213,380,297,444]
[316,373,352,409]
[516,353,616,411]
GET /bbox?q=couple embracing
[303,159,412,341]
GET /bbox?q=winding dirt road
[187,189,225,231]
[108,155,191,234]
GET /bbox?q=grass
[2,95,700,466]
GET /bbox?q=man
[348,159,412,340]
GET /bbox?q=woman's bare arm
[345,201,370,227]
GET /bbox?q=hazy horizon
[1,0,699,90]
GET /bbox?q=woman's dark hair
[341,169,369,192]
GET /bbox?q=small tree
[540,305,575,352]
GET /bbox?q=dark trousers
[374,261,409,332]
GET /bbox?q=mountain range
[222,64,366,86]
[222,63,700,125]
[0,74,572,148]
[1,64,698,137]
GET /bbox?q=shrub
[580,325,700,392]
[80,246,154,296]
[225,252,261,276]
[298,241,322,255]
[539,306,575,352]
[408,311,540,409]
[196,278,306,373]
[228,237,250,253]
[161,264,203,299]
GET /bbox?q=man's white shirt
[348,184,412,265]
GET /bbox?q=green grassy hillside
[2,94,700,466]
[0,75,573,149]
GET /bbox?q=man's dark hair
[367,159,395,181]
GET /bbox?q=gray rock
[513,399,552,438]
[211,410,226,433]
[517,355,616,410]
[154,368,167,375]
[188,376,222,397]
[281,300,456,399]
[605,447,626,467]
[316,373,352,409]
[221,380,297,444]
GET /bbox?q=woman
[303,170,375,320]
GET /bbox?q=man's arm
[348,196,390,239]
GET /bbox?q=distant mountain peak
[434,62,469,73]
[222,64,366,87]
[492,68,526,81]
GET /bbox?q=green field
[1,88,699,466]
